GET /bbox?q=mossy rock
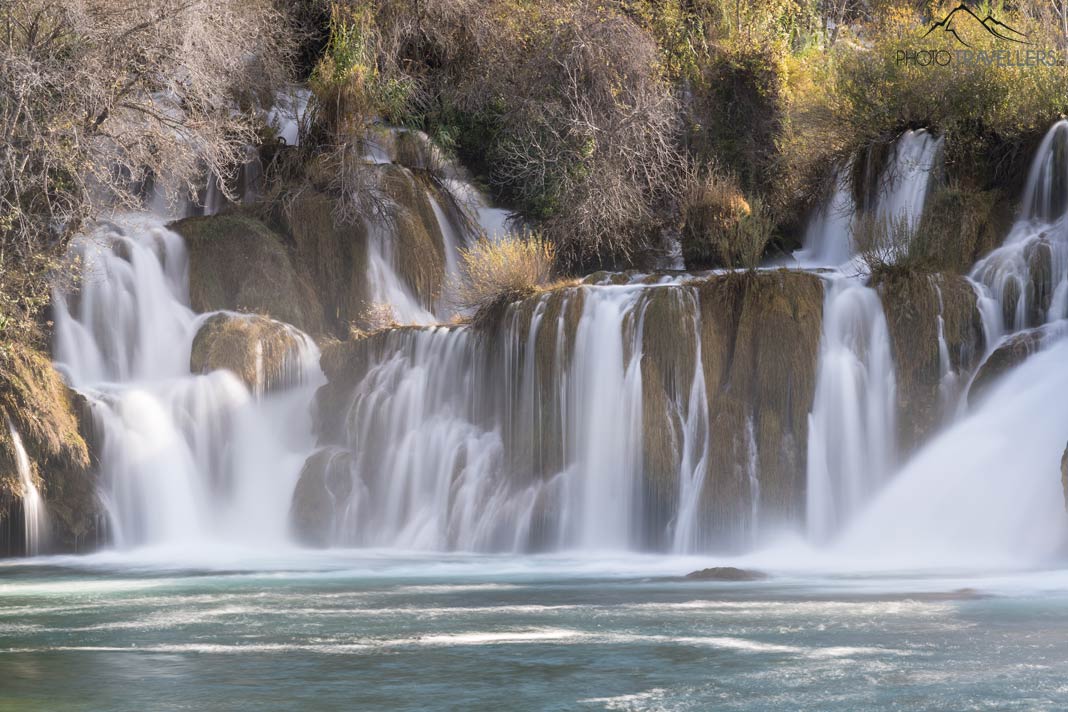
[878,271,985,452]
[697,271,823,532]
[190,313,309,395]
[0,343,97,555]
[915,186,1013,272]
[379,164,447,307]
[967,327,1044,407]
[284,190,369,336]
[173,213,325,337]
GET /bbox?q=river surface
[3,549,1068,710]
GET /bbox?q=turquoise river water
[3,549,1068,710]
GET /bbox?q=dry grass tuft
[454,234,556,319]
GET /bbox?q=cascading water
[805,278,896,543]
[5,420,48,556]
[297,281,755,553]
[52,216,323,550]
[873,129,943,234]
[971,120,1068,333]
[793,171,856,268]
[827,120,1068,566]
[835,335,1068,568]
[793,128,943,270]
[797,129,943,540]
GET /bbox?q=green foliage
[309,3,415,132]
[830,1,1068,186]
[691,45,790,202]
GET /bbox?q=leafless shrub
[353,0,686,267]
[0,0,293,336]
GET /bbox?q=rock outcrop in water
[968,327,1046,406]
[190,313,313,396]
[0,344,96,555]
[685,566,768,581]
[300,270,823,552]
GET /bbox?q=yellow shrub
[454,234,556,317]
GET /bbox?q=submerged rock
[190,313,310,395]
[685,566,767,581]
[174,213,325,336]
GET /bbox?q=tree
[0,0,292,340]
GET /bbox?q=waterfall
[793,170,857,268]
[835,333,1068,568]
[794,128,943,270]
[873,129,943,234]
[298,280,787,553]
[826,119,1068,566]
[796,129,945,541]
[971,120,1068,333]
[52,216,323,550]
[805,277,896,542]
[5,420,48,556]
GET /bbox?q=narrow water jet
[5,420,48,556]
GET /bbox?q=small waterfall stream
[6,420,48,556]
[805,279,896,543]
[798,128,942,541]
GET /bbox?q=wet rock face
[1062,443,1068,514]
[878,272,985,453]
[289,448,354,547]
[967,327,1045,407]
[190,313,309,395]
[0,344,98,556]
[173,214,325,337]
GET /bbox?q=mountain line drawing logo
[921,3,1030,47]
[893,3,1055,67]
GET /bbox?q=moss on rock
[190,313,308,395]
[878,271,985,452]
[379,164,447,307]
[0,344,96,555]
[699,271,823,531]
[174,213,325,336]
[284,190,370,336]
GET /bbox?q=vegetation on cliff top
[0,0,296,341]
[299,0,1067,273]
